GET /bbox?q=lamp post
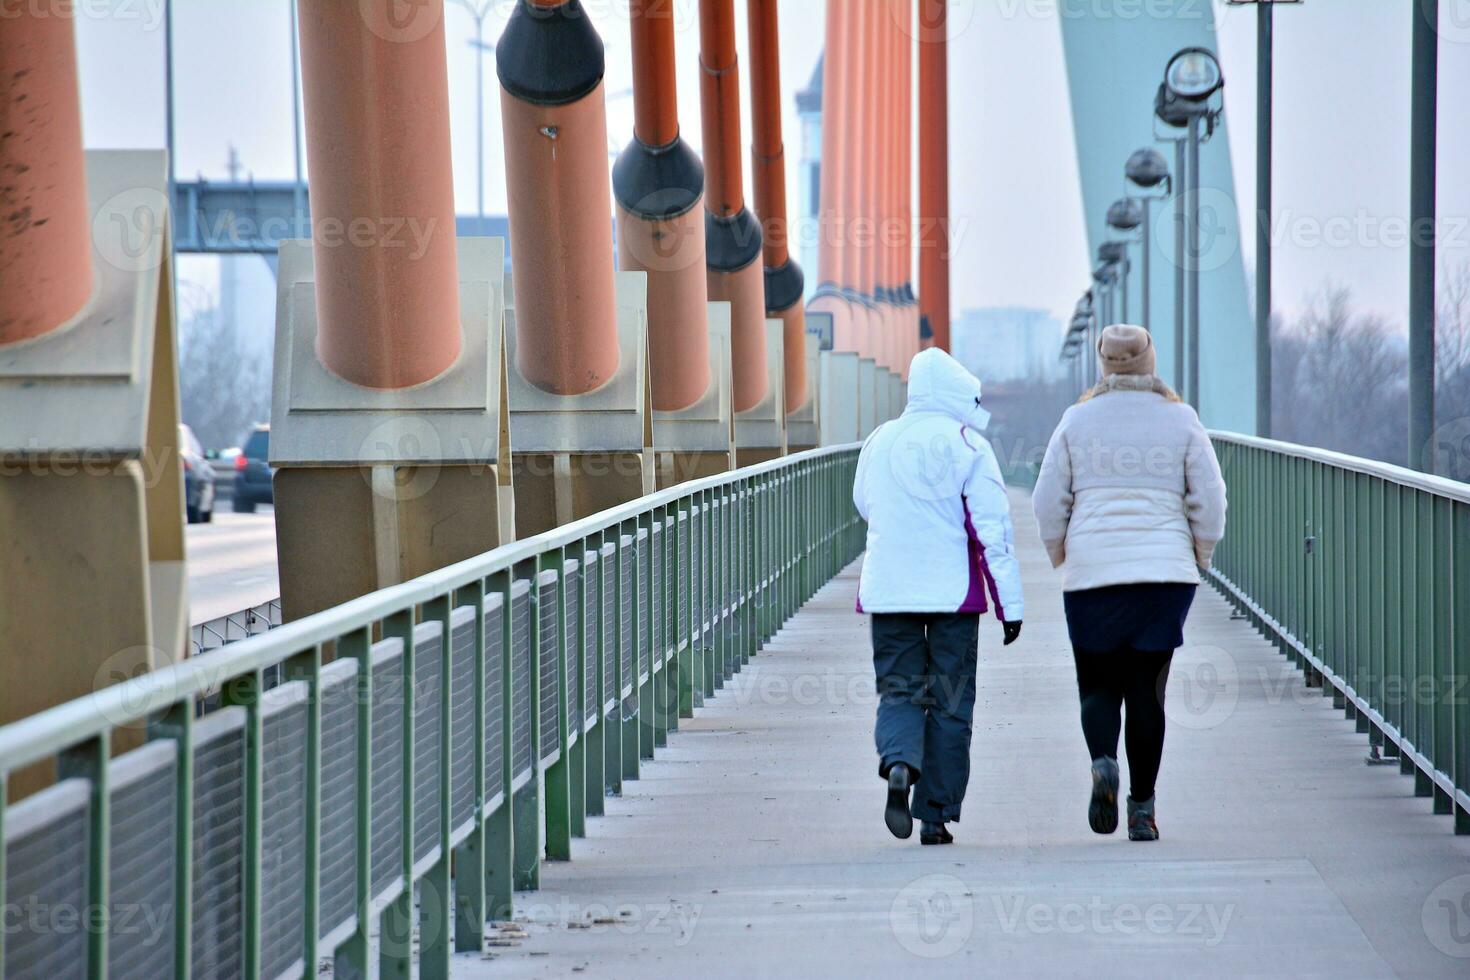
[1104,201,1140,322]
[452,0,496,225]
[1157,47,1224,412]
[1409,0,1439,472]
[1124,148,1170,340]
[1224,0,1303,437]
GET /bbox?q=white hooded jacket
[851,349,1024,620]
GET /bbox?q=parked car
[179,423,215,524]
[232,424,274,513]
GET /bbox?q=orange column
[844,1,872,357]
[297,0,462,389]
[748,0,807,413]
[918,0,951,353]
[0,13,93,345]
[862,1,886,365]
[498,0,621,395]
[615,0,711,412]
[700,0,768,412]
[887,0,911,373]
[807,0,856,353]
[885,1,903,372]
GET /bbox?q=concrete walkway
[460,491,1470,978]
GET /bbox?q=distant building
[951,307,1062,383]
[795,54,823,302]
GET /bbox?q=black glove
[1002,620,1023,646]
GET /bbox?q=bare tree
[177,284,270,452]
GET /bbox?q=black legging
[1072,649,1174,802]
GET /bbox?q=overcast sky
[72,0,1470,334]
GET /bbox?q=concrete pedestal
[0,151,186,797]
[733,320,788,467]
[785,333,823,452]
[652,303,735,489]
[507,272,653,539]
[269,238,511,621]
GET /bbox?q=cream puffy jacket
[1031,384,1227,592]
[852,350,1023,620]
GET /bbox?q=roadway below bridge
[458,490,1470,977]
[185,507,279,624]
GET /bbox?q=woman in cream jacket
[1032,324,1226,842]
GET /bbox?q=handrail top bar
[0,443,861,773]
[1209,429,1470,505]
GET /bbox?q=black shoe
[919,821,953,845]
[884,764,914,840]
[1127,796,1159,841]
[1089,756,1120,835]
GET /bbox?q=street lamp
[1105,200,1141,323]
[1124,148,1170,341]
[1157,46,1224,411]
[452,0,496,226]
[1225,0,1302,438]
[1099,239,1131,323]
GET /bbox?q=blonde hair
[1076,373,1181,405]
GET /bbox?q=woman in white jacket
[853,349,1024,845]
[1032,324,1226,842]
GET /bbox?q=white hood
[903,348,991,432]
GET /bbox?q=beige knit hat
[1096,324,1156,377]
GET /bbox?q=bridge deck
[461,491,1470,977]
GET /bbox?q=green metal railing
[1208,432,1469,835]
[0,445,864,980]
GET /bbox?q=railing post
[452,580,487,952]
[484,570,516,921]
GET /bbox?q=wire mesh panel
[369,638,405,898]
[108,741,177,980]
[677,511,690,648]
[3,778,91,980]
[511,579,533,780]
[620,535,635,693]
[583,550,600,728]
[602,541,618,711]
[412,622,444,865]
[191,706,248,979]
[450,605,478,834]
[691,504,704,638]
[317,658,359,946]
[260,680,309,980]
[537,568,561,763]
[563,559,581,739]
[484,593,506,802]
[648,524,661,675]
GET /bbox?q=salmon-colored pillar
[0,14,93,345]
[700,0,768,412]
[862,1,886,365]
[297,0,461,389]
[918,0,951,353]
[887,0,911,376]
[615,0,710,412]
[499,0,621,395]
[748,0,807,413]
[884,1,903,373]
[843,2,872,357]
[807,0,856,353]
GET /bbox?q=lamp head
[1165,47,1224,101]
[1126,147,1170,187]
[1106,198,1144,231]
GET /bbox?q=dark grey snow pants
[871,612,980,823]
